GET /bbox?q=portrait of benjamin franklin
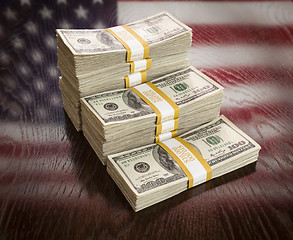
[152,145,185,176]
[122,89,152,112]
[95,30,123,50]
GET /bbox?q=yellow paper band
[106,25,149,62]
[125,71,147,88]
[146,58,152,70]
[159,137,212,188]
[130,58,152,74]
[122,25,150,59]
[130,62,134,74]
[105,28,132,62]
[131,82,180,124]
[146,82,180,123]
[156,118,179,135]
[158,140,194,187]
[175,137,212,182]
[125,75,130,88]
[130,86,161,121]
[155,130,177,143]
[141,71,147,84]
[157,124,162,136]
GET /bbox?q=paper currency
[59,57,189,131]
[81,67,224,164]
[57,12,192,131]
[57,12,191,59]
[107,115,261,211]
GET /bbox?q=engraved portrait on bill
[95,30,123,51]
[122,89,153,112]
[152,145,185,176]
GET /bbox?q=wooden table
[0,1,292,239]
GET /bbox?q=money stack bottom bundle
[107,115,261,212]
[57,12,192,131]
[81,67,224,165]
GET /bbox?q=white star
[0,51,10,64]
[57,0,67,4]
[59,20,72,29]
[3,7,17,21]
[48,66,59,78]
[93,0,103,4]
[20,0,31,6]
[74,5,88,20]
[12,37,24,49]
[19,63,30,76]
[21,90,33,104]
[50,93,61,106]
[45,35,56,49]
[25,21,37,34]
[34,78,46,92]
[39,6,53,20]
[31,50,43,63]
[36,107,48,120]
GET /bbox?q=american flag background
[1,1,293,124]
[0,0,117,124]
[0,0,293,239]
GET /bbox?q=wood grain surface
[0,1,292,239]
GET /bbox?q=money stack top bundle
[57,12,192,130]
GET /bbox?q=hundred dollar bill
[56,12,191,55]
[81,67,223,126]
[107,115,261,211]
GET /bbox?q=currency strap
[125,59,152,88]
[131,82,180,124]
[106,25,149,62]
[155,131,177,143]
[131,82,180,142]
[125,71,147,88]
[130,58,152,74]
[158,137,212,188]
[106,25,152,88]
[156,119,179,135]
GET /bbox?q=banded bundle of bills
[57,12,192,130]
[81,67,224,164]
[107,115,261,211]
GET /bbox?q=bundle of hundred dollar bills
[107,115,261,211]
[57,12,192,130]
[81,67,224,165]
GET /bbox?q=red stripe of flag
[191,25,293,46]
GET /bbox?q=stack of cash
[57,12,192,130]
[107,115,261,211]
[81,67,224,164]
